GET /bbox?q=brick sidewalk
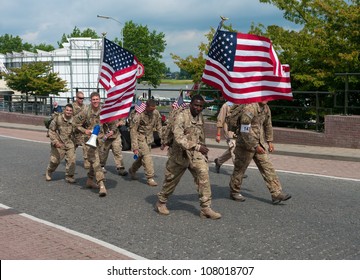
[0,206,144,260]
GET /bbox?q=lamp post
[97,15,123,47]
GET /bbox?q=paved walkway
[1,121,360,260]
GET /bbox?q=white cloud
[1,0,298,71]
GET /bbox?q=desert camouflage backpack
[225,104,245,133]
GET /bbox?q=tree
[57,26,100,48]
[4,61,68,96]
[0,34,31,54]
[122,21,167,87]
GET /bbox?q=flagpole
[97,35,106,97]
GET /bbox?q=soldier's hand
[268,142,274,153]
[133,149,139,155]
[160,144,166,150]
[215,135,221,143]
[255,145,266,154]
[199,145,209,156]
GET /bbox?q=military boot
[147,178,158,187]
[45,170,52,181]
[155,201,170,215]
[200,207,222,220]
[117,167,128,176]
[272,192,292,204]
[65,176,76,184]
[99,182,107,197]
[214,158,221,173]
[86,178,99,189]
[128,168,137,180]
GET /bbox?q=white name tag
[240,124,251,133]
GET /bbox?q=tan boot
[86,178,99,189]
[117,168,128,176]
[65,176,76,184]
[45,170,52,181]
[128,168,137,180]
[200,207,222,220]
[155,201,170,215]
[99,182,107,197]
[147,178,158,187]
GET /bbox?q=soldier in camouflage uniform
[155,95,222,219]
[71,91,90,169]
[100,119,128,176]
[45,104,76,184]
[128,99,162,187]
[229,101,292,204]
[74,91,107,197]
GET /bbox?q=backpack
[225,104,245,133]
[44,117,53,129]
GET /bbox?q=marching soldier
[128,99,162,187]
[155,95,222,219]
[229,101,292,204]
[74,91,107,197]
[45,103,76,183]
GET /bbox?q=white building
[0,38,105,99]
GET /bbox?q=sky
[1,0,298,71]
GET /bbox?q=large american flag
[99,38,144,123]
[201,30,293,104]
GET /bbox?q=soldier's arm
[129,113,140,151]
[48,118,62,147]
[74,110,87,134]
[173,113,197,150]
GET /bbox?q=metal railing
[1,88,359,131]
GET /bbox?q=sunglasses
[77,97,85,99]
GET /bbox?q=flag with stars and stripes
[135,99,146,114]
[201,29,292,104]
[172,94,188,110]
[99,37,144,123]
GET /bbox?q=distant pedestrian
[45,103,76,184]
[155,95,222,219]
[52,101,63,114]
[229,101,291,204]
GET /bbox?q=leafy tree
[122,21,167,87]
[0,34,31,53]
[58,26,100,48]
[4,61,68,96]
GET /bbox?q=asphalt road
[0,136,359,260]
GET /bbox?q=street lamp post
[97,15,123,47]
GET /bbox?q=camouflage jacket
[74,106,104,141]
[49,113,76,148]
[170,108,206,161]
[129,109,162,150]
[237,103,273,151]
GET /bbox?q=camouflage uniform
[157,108,213,208]
[229,102,284,199]
[100,120,127,173]
[129,109,162,180]
[215,102,237,165]
[46,113,76,180]
[72,101,89,167]
[75,106,106,189]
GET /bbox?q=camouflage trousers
[99,136,125,169]
[229,145,283,197]
[157,155,212,208]
[129,141,154,179]
[216,139,236,165]
[87,145,105,184]
[47,144,76,177]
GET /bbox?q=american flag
[172,95,188,110]
[201,30,293,104]
[99,38,144,123]
[135,99,146,114]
